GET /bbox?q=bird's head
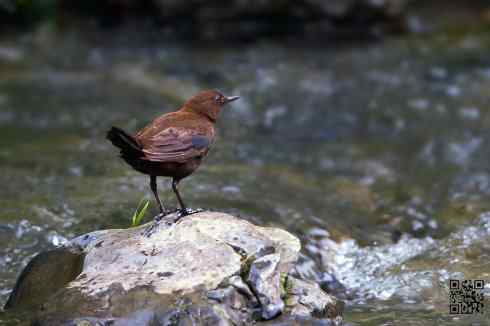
[183,90,240,122]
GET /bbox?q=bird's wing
[140,127,212,163]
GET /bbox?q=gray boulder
[5,211,343,325]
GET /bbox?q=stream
[0,21,489,325]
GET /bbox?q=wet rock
[317,233,437,300]
[309,212,490,306]
[5,211,343,325]
[247,253,284,319]
[228,275,256,301]
[4,248,84,310]
[285,276,344,320]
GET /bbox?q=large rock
[5,211,343,325]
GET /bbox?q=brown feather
[141,127,211,163]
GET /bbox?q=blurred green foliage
[0,0,58,25]
[0,0,155,29]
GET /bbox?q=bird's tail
[106,126,143,158]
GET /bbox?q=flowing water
[0,22,490,325]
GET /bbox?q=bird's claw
[173,207,204,223]
[178,207,204,217]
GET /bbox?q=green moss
[239,255,256,279]
[281,273,295,305]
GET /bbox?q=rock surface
[5,211,343,325]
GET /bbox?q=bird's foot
[173,207,204,223]
[179,207,204,217]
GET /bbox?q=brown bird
[107,90,239,220]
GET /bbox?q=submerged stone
[4,248,84,310]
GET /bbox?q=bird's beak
[224,96,240,104]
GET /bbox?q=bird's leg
[144,175,172,237]
[172,178,186,212]
[150,175,167,221]
[172,178,203,222]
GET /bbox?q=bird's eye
[214,95,221,103]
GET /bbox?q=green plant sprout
[131,198,150,227]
